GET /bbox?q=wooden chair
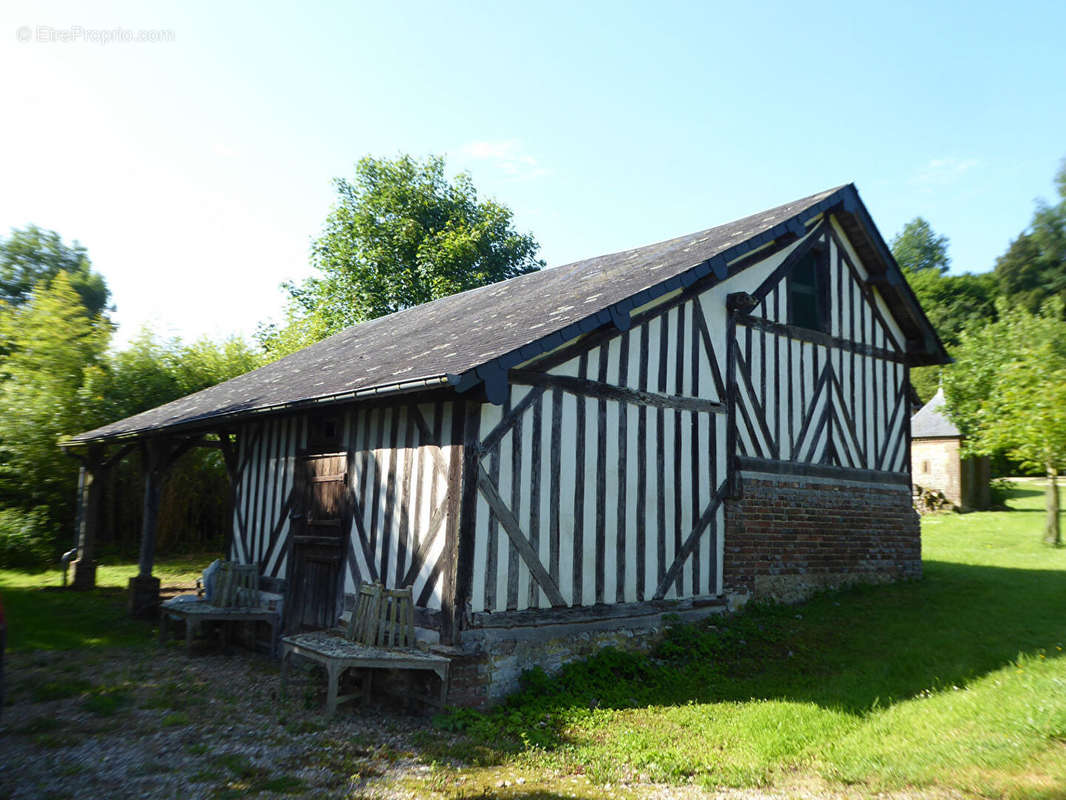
[346,583,415,648]
[214,562,260,608]
[280,582,448,715]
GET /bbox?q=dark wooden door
[285,452,349,633]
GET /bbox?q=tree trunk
[1045,464,1061,547]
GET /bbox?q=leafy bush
[0,506,56,569]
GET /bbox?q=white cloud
[911,157,979,187]
[460,139,549,180]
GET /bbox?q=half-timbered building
[66,184,949,703]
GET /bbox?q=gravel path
[0,646,973,800]
[1,646,431,799]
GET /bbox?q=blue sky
[1,0,1063,345]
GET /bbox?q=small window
[309,414,341,450]
[922,460,931,474]
[788,248,829,333]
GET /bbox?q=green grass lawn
[424,481,1066,799]
[0,553,211,651]
[3,488,1065,798]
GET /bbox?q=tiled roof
[71,184,947,443]
[911,388,961,438]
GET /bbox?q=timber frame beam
[508,370,726,416]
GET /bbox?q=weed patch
[82,688,130,716]
[278,716,325,736]
[14,716,66,735]
[257,775,307,794]
[206,753,308,797]
[31,678,92,702]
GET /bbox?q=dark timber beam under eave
[61,441,136,590]
[509,370,726,415]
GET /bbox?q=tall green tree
[81,329,264,425]
[902,269,997,349]
[902,267,998,401]
[892,217,994,401]
[891,217,951,274]
[0,226,110,318]
[78,331,264,556]
[262,154,543,355]
[994,159,1066,314]
[0,273,110,534]
[943,300,1066,545]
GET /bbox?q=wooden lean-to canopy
[68,184,950,445]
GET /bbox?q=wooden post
[446,400,482,646]
[72,466,101,589]
[70,444,107,590]
[216,430,239,563]
[128,439,168,618]
[438,401,465,646]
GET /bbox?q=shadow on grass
[730,560,1066,711]
[1,584,153,651]
[983,483,1052,512]
[450,559,1066,750]
[1007,485,1045,500]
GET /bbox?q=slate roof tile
[71,184,942,443]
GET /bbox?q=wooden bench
[280,583,449,715]
[160,562,280,655]
[214,562,260,608]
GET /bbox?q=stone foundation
[446,602,725,708]
[723,473,921,604]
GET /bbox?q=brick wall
[723,475,921,603]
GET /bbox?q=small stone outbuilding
[910,388,990,511]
